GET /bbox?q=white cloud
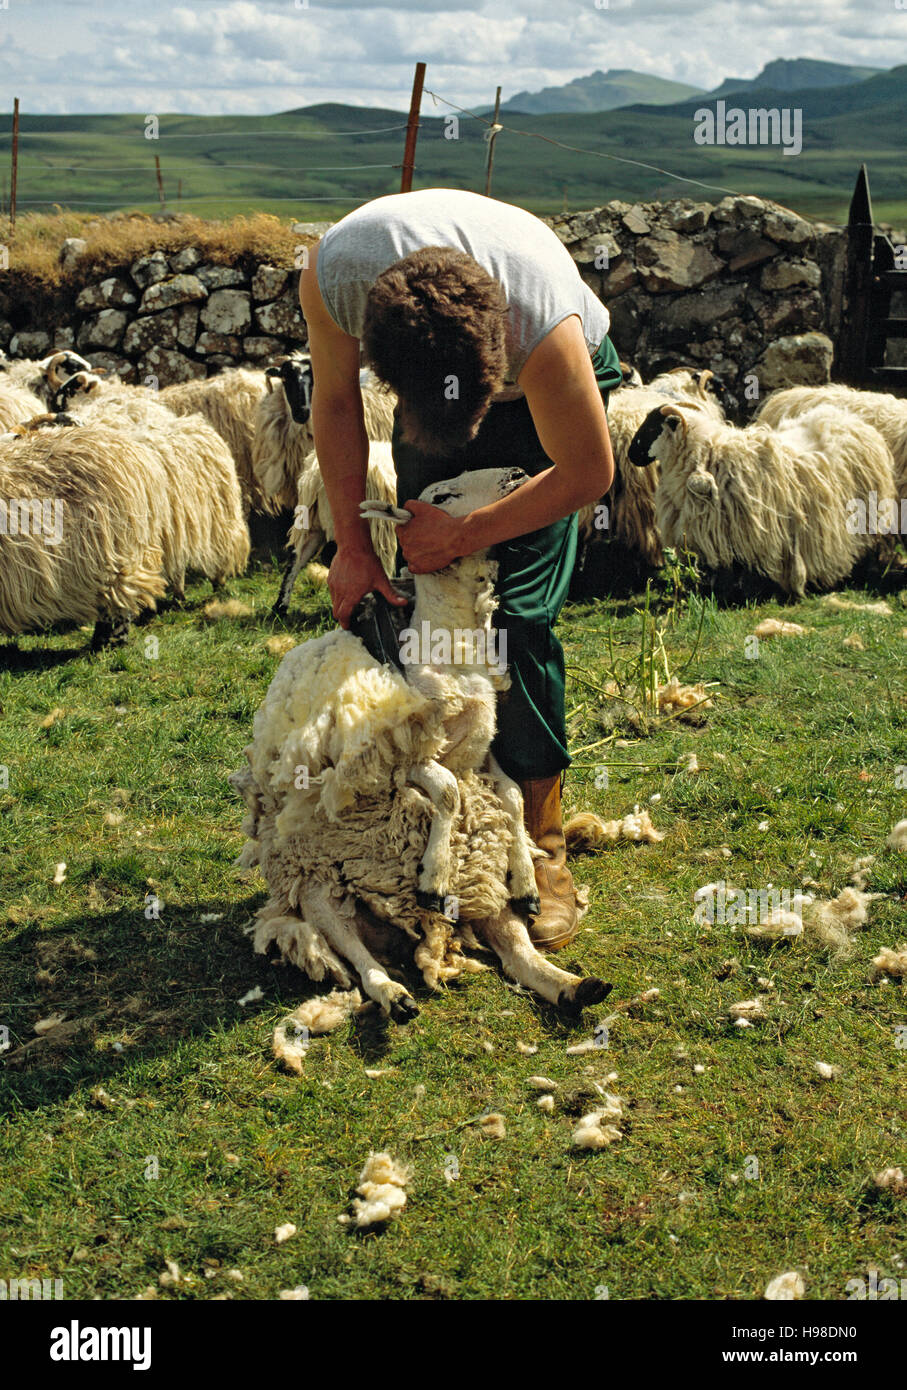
[0,0,902,113]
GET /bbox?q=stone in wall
[140,274,208,314]
[755,331,834,389]
[77,309,130,352]
[200,289,252,336]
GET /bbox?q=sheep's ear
[659,403,686,433]
[359,500,412,524]
[264,365,282,394]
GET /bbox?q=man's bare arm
[299,246,407,624]
[400,315,615,572]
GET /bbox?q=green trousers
[392,333,623,784]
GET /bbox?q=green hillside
[707,56,885,99]
[502,69,704,115]
[0,65,903,226]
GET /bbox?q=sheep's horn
[698,369,714,392]
[659,402,687,434]
[43,352,70,387]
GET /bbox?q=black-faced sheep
[629,401,898,596]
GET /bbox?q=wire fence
[0,80,879,229]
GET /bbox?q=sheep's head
[51,371,103,412]
[697,368,728,406]
[269,354,314,425]
[619,360,643,388]
[41,350,95,389]
[360,466,528,528]
[628,404,685,467]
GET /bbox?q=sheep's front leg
[300,881,418,1022]
[487,755,540,918]
[271,525,326,617]
[407,760,459,914]
[479,908,611,1012]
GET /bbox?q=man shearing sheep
[299,187,620,951]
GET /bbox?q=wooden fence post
[155,155,165,210]
[484,86,502,197]
[10,97,19,234]
[400,62,426,193]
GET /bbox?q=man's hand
[329,543,408,629]
[398,500,466,574]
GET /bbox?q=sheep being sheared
[231,466,611,1020]
[629,401,897,596]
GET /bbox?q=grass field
[1,545,906,1301]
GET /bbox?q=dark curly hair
[361,246,509,456]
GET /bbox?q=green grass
[1,74,905,227]
[1,552,906,1301]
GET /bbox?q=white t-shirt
[316,188,610,398]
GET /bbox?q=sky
[0,0,903,115]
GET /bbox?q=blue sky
[0,0,903,114]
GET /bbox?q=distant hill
[706,57,885,100]
[0,64,903,225]
[501,69,703,115]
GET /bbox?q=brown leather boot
[519,775,581,952]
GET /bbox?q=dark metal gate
[838,164,907,389]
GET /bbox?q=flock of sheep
[2,345,905,652]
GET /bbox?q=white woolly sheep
[0,425,167,647]
[231,466,611,1021]
[629,401,898,596]
[158,367,268,511]
[647,365,731,416]
[274,440,398,617]
[756,383,907,500]
[0,381,46,432]
[575,374,726,578]
[49,374,249,599]
[251,354,396,516]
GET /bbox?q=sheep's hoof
[390,995,419,1024]
[559,977,613,1012]
[415,889,444,914]
[511,893,541,919]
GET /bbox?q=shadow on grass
[0,895,365,1111]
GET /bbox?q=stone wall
[0,240,310,384]
[544,194,845,410]
[1,198,845,404]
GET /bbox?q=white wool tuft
[52,862,67,885]
[279,1286,311,1300]
[526,1076,559,1091]
[237,985,264,1007]
[289,987,363,1036]
[873,1167,906,1194]
[813,1061,840,1080]
[678,752,700,773]
[516,1041,539,1055]
[823,594,892,616]
[656,678,714,713]
[479,1112,506,1140]
[746,909,803,942]
[350,1151,410,1227]
[728,999,766,1023]
[764,1271,804,1301]
[804,886,877,954]
[564,809,664,852]
[754,619,807,639]
[571,1097,624,1150]
[886,820,907,852]
[537,1095,555,1113]
[871,945,907,982]
[274,1223,297,1244]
